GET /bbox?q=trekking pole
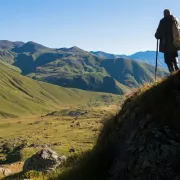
[155,39,159,81]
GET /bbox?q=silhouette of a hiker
[155,9,179,73]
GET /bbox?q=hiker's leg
[171,52,179,71]
[167,63,174,73]
[164,52,175,73]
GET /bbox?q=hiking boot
[168,65,174,73]
[174,63,179,71]
[172,58,179,71]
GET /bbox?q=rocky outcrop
[23,148,67,172]
[105,73,180,180]
[107,113,180,180]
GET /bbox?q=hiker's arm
[155,20,163,39]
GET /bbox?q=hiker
[155,9,179,73]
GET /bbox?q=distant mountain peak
[26,41,37,44]
[57,46,89,55]
[0,40,25,50]
[69,46,85,51]
[25,41,49,48]
[70,46,79,49]
[91,51,127,59]
[12,41,50,53]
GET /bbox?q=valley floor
[0,104,120,179]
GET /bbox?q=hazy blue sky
[1,0,180,54]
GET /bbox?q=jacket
[155,15,177,53]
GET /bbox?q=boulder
[69,148,75,153]
[76,122,81,126]
[23,148,67,172]
[0,167,12,176]
[68,111,81,117]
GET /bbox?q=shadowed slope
[48,71,180,180]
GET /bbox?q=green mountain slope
[34,72,129,95]
[0,64,120,118]
[100,58,167,87]
[0,40,168,95]
[0,60,21,73]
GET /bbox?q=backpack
[172,16,180,50]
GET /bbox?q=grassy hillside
[0,64,120,117]
[0,60,21,73]
[34,72,130,94]
[0,40,168,95]
[0,50,16,64]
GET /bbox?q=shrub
[22,170,43,179]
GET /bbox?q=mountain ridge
[0,40,168,95]
[91,50,179,70]
[0,40,25,50]
[12,41,51,54]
